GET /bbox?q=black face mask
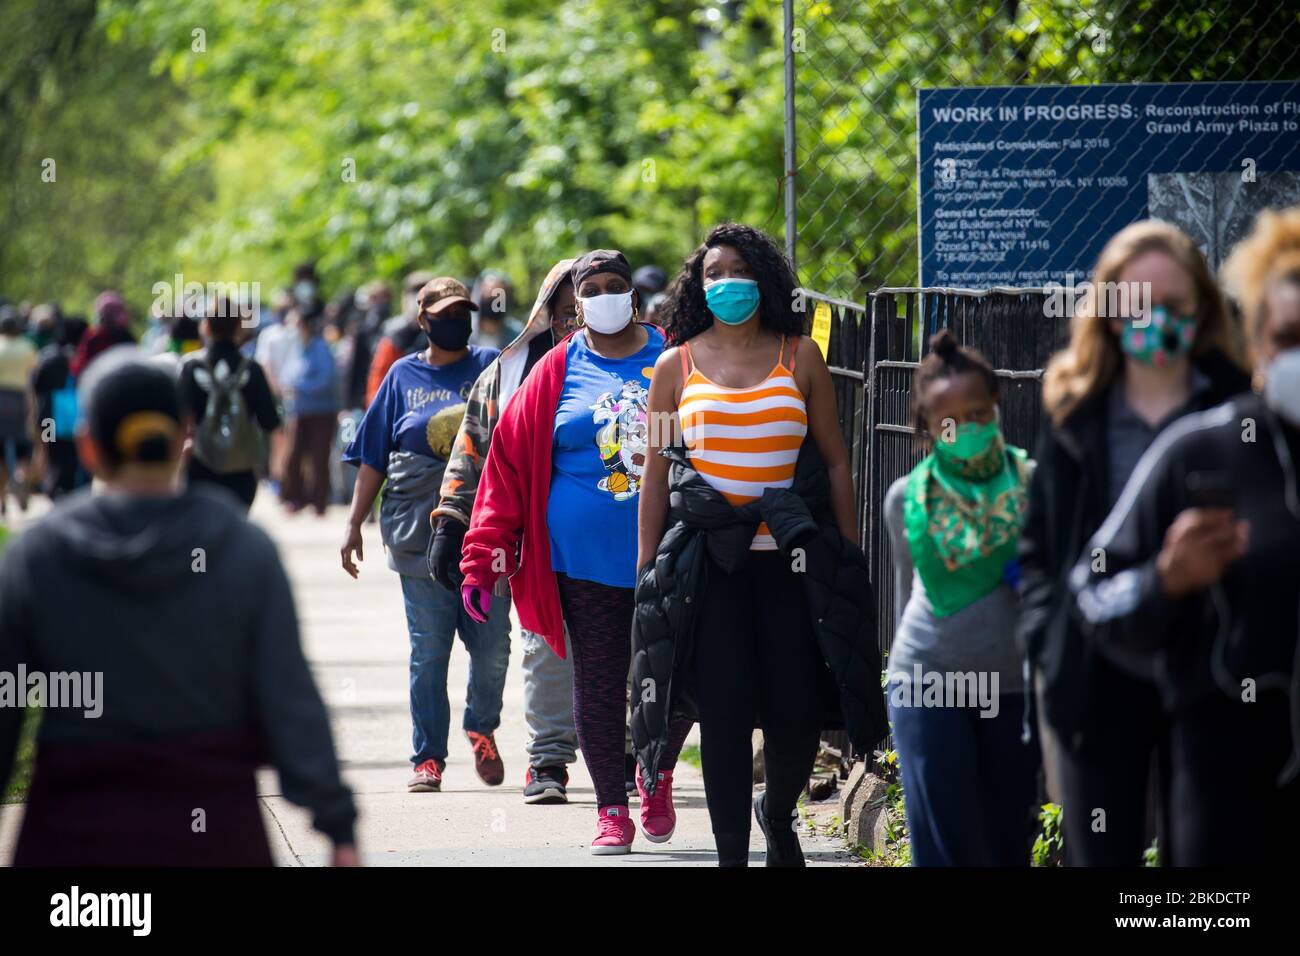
[423,314,472,351]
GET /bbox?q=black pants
[1167,689,1299,865]
[1055,656,1168,866]
[188,457,258,512]
[692,549,823,837]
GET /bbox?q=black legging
[1055,656,1168,866]
[692,549,823,837]
[1167,689,1299,865]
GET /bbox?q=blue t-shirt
[343,346,497,473]
[548,326,665,588]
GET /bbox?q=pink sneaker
[636,766,677,843]
[591,805,635,855]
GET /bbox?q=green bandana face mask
[931,418,1005,482]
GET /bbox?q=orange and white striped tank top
[677,336,808,550]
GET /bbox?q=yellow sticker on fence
[811,301,832,358]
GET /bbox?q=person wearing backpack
[179,305,281,510]
[30,317,89,498]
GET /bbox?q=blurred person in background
[255,287,297,490]
[430,258,581,804]
[1018,220,1250,866]
[29,316,89,498]
[27,303,60,352]
[341,277,504,793]
[1068,205,1300,865]
[633,264,667,325]
[280,299,338,516]
[179,302,282,512]
[70,290,136,378]
[0,348,358,866]
[470,270,524,349]
[365,269,434,406]
[0,307,38,515]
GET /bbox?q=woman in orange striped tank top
[638,223,860,866]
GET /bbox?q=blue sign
[918,81,1300,288]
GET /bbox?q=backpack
[51,374,79,440]
[191,355,264,474]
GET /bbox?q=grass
[3,709,39,804]
[0,522,39,804]
[678,744,702,769]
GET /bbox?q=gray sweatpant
[521,628,579,769]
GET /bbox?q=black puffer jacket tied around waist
[631,442,889,792]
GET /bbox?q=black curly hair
[657,222,803,345]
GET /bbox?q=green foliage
[1143,836,1159,867]
[1032,801,1065,866]
[2,1,1294,313]
[792,0,1300,297]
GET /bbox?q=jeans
[889,683,1039,866]
[520,627,578,769]
[400,573,511,766]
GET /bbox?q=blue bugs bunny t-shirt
[547,326,665,588]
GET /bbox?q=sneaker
[591,805,635,855]
[624,753,637,793]
[636,766,677,843]
[465,730,505,786]
[754,793,805,867]
[408,759,443,792]
[523,765,569,805]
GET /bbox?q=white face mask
[578,291,634,335]
[1265,347,1300,427]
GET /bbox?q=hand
[331,843,361,867]
[428,518,467,591]
[341,522,364,578]
[462,584,491,623]
[1156,507,1248,599]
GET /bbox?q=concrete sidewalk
[1,493,854,867]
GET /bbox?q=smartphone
[1185,471,1235,510]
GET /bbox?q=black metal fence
[811,287,1070,763]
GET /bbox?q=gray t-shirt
[883,473,1026,694]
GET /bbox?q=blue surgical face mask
[704,278,760,325]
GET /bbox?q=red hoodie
[460,334,571,656]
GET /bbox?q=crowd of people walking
[0,207,1297,868]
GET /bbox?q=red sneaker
[636,766,677,843]
[408,759,443,792]
[465,730,505,786]
[591,805,636,855]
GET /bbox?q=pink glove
[462,584,491,623]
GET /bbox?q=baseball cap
[417,277,479,315]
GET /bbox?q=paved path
[1,492,854,867]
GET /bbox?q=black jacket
[1069,394,1300,733]
[1017,349,1251,747]
[630,442,889,788]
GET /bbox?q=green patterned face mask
[931,418,1005,482]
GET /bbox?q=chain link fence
[784,0,1300,302]
[783,0,1300,769]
